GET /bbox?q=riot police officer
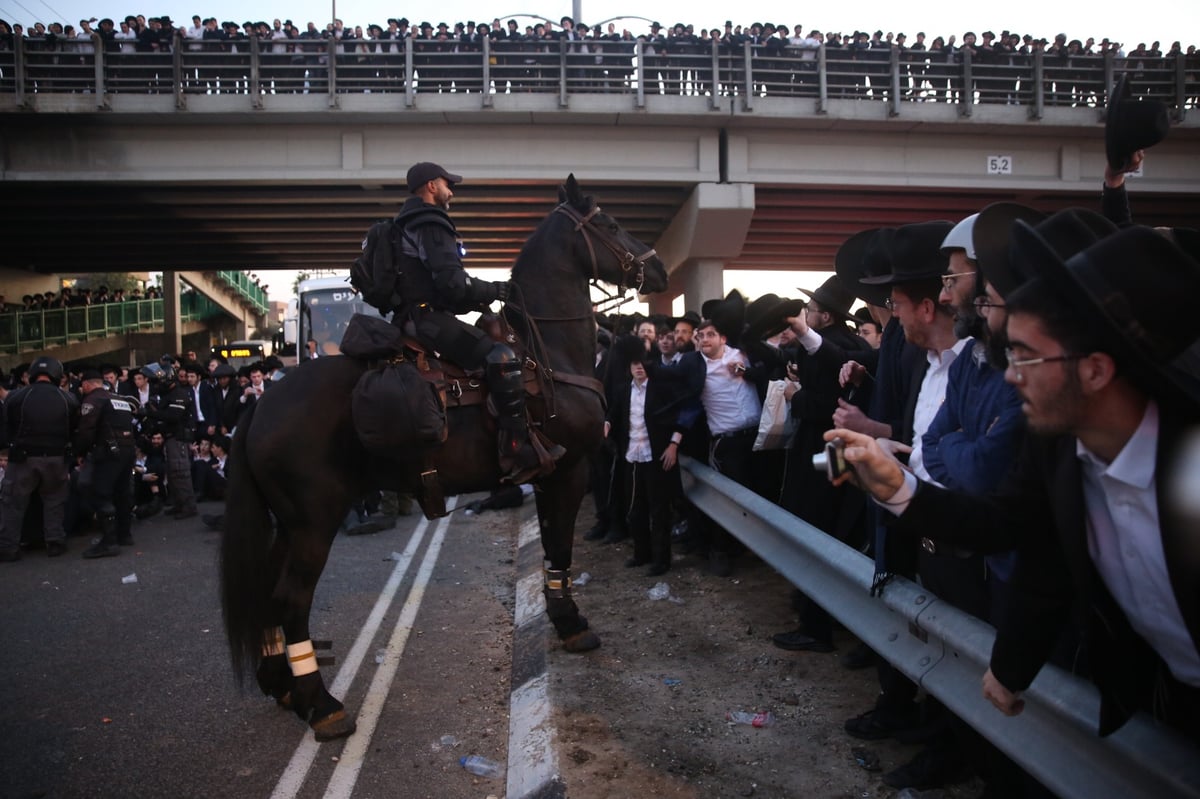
[387,161,564,484]
[76,367,139,558]
[0,356,80,561]
[141,364,198,519]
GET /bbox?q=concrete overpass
[3,44,1198,314]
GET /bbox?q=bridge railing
[0,293,222,356]
[679,456,1200,799]
[214,271,269,315]
[2,34,1195,120]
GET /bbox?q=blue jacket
[922,340,1025,580]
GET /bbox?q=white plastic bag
[753,379,797,451]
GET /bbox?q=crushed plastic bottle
[647,582,671,601]
[726,710,776,727]
[459,755,502,778]
[374,648,387,664]
[121,573,138,584]
[573,572,592,587]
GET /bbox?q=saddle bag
[351,361,447,455]
[340,313,405,360]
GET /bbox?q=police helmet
[140,363,166,380]
[28,356,64,383]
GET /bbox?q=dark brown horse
[220,175,667,741]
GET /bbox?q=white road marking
[270,508,437,799]
[518,516,541,549]
[322,499,457,799]
[507,673,559,798]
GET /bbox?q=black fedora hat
[835,227,894,307]
[1106,74,1170,171]
[743,293,807,342]
[975,204,1117,298]
[670,309,702,330]
[1011,222,1200,404]
[860,221,954,286]
[701,290,746,341]
[798,275,857,321]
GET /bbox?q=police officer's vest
[393,204,458,313]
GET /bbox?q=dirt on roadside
[545,508,986,799]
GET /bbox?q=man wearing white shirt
[694,309,762,576]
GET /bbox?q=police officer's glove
[495,280,517,303]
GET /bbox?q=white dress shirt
[1077,401,1200,686]
[701,346,762,435]
[625,378,652,464]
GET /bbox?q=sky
[13,0,1192,305]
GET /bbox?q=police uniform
[1,357,80,559]
[142,373,198,518]
[76,371,139,558]
[384,162,564,484]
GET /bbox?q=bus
[210,340,273,369]
[282,276,384,361]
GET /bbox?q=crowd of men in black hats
[0,350,279,561]
[579,80,1198,792]
[1,13,1194,102]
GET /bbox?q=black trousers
[625,458,673,566]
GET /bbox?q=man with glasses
[876,214,1028,793]
[829,224,1200,742]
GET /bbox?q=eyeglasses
[973,296,1006,315]
[1004,348,1083,380]
[939,271,977,290]
[883,297,899,311]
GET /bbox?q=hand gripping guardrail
[679,456,1200,799]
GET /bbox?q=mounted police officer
[0,356,80,561]
[141,364,198,519]
[75,367,139,558]
[387,161,564,484]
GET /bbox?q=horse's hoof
[561,629,601,653]
[274,692,292,711]
[311,709,357,742]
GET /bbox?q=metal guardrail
[0,293,222,355]
[1,34,1195,120]
[679,456,1200,799]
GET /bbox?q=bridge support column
[161,271,183,355]
[654,182,755,314]
[675,259,726,313]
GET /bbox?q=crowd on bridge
[0,285,162,313]
[1,12,1196,105]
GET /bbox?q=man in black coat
[831,225,1200,741]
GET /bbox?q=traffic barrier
[680,456,1200,799]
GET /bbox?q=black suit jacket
[899,403,1199,735]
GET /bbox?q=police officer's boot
[487,357,565,485]
[83,513,120,559]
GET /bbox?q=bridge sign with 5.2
[987,155,1013,175]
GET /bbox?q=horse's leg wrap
[287,640,319,677]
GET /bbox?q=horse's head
[553,174,668,295]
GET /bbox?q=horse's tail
[219,401,276,686]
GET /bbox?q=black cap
[80,367,104,382]
[406,162,463,193]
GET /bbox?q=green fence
[215,271,269,315]
[0,293,223,356]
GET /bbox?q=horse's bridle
[553,201,658,294]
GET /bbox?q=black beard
[984,324,1008,368]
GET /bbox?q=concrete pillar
[161,271,183,355]
[678,259,726,312]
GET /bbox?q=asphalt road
[0,495,526,799]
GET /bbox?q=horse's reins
[552,202,658,295]
[504,201,652,418]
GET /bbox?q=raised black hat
[1106,75,1170,171]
